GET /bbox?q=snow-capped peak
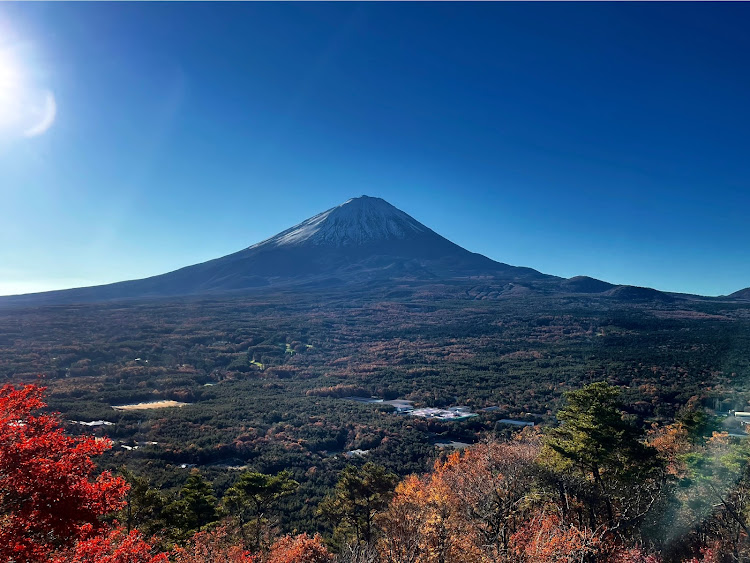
[250,196,428,248]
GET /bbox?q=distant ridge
[604,285,675,303]
[730,287,750,300]
[560,277,675,301]
[561,276,615,294]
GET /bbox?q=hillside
[561,276,616,294]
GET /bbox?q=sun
[0,45,56,138]
[0,47,25,130]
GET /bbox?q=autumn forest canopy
[4,378,750,562]
[2,286,750,562]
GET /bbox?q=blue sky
[0,3,748,297]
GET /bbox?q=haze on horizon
[0,3,748,298]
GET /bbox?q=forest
[4,380,750,562]
[2,282,750,560]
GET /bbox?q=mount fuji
[1,196,557,305]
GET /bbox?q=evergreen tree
[223,470,299,550]
[544,381,661,525]
[675,401,721,444]
[118,468,167,537]
[166,472,219,542]
[318,462,398,545]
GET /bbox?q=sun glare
[0,48,25,129]
[0,45,56,139]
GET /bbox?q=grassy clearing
[112,400,189,411]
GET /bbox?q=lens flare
[23,89,56,138]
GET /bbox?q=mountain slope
[730,287,750,300]
[1,196,553,305]
[561,276,615,294]
[604,285,676,303]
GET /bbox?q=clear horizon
[1,3,748,297]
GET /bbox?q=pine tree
[544,381,661,525]
[319,462,398,545]
[166,472,219,542]
[223,470,298,550]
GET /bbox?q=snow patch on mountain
[250,196,427,248]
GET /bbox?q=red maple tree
[52,528,167,563]
[0,384,152,562]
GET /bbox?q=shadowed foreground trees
[118,468,167,537]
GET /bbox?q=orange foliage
[265,533,333,563]
[172,529,332,563]
[171,526,255,563]
[383,469,484,562]
[648,423,692,477]
[509,511,602,563]
[379,437,540,563]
